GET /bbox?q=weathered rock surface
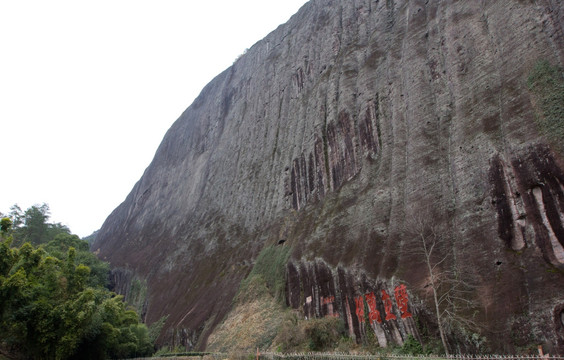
[93,0,564,353]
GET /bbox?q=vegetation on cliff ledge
[527,59,564,150]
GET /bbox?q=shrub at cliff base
[273,315,347,352]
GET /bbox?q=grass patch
[207,245,292,352]
[527,59,564,151]
[238,245,291,303]
[149,315,169,343]
[207,276,288,352]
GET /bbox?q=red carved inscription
[354,296,365,323]
[364,292,382,323]
[394,284,412,319]
[322,296,335,305]
[349,284,411,325]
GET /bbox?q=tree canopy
[0,204,153,359]
[5,203,72,247]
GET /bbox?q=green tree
[44,233,109,288]
[0,239,153,359]
[7,203,71,247]
[9,204,24,228]
[23,203,51,245]
[0,217,12,235]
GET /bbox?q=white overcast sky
[0,0,309,237]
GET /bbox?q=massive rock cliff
[93,0,564,353]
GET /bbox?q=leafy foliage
[0,205,153,359]
[273,314,346,353]
[304,316,346,351]
[148,315,169,344]
[43,233,110,289]
[396,334,424,355]
[126,277,148,315]
[0,217,12,235]
[6,203,71,247]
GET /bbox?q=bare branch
[405,212,483,355]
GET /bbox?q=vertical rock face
[92,0,564,353]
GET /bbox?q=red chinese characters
[322,296,335,305]
[352,285,411,325]
[354,296,365,323]
[364,292,382,323]
[381,290,397,321]
[394,284,412,319]
[322,296,339,317]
